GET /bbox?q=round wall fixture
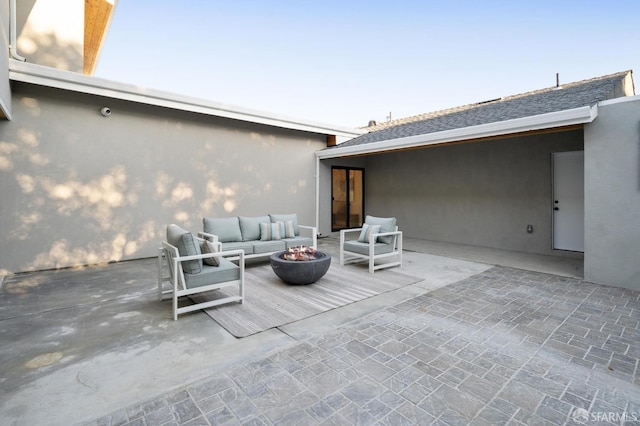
[100,107,111,116]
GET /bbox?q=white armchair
[157,224,245,320]
[340,216,403,273]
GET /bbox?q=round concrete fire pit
[270,250,331,285]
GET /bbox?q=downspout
[9,0,26,61]
[314,154,320,238]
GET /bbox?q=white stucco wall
[584,96,640,290]
[0,82,323,273]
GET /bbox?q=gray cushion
[184,259,240,288]
[343,240,395,256]
[220,241,254,254]
[283,236,313,249]
[252,240,286,254]
[270,213,299,236]
[364,215,397,244]
[239,216,270,241]
[203,217,242,242]
[166,224,202,274]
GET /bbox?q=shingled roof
[334,71,634,149]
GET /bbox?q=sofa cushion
[364,216,397,244]
[240,216,271,241]
[201,240,220,266]
[358,223,381,243]
[270,213,299,236]
[166,224,202,274]
[260,222,282,241]
[283,236,313,249]
[220,241,254,254]
[253,240,286,254]
[203,217,242,242]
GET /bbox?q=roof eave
[9,60,364,138]
[316,105,598,159]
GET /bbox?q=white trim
[598,93,640,106]
[8,60,364,138]
[316,105,598,159]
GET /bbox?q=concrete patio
[1,237,638,425]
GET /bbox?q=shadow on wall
[18,26,83,72]
[0,100,315,274]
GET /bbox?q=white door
[552,151,584,252]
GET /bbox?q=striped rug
[194,261,422,337]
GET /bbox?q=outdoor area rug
[192,262,423,337]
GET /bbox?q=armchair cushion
[270,213,299,236]
[358,223,381,243]
[166,224,202,274]
[343,240,396,256]
[240,216,271,241]
[201,239,220,266]
[364,216,397,244]
[203,217,242,242]
[183,260,240,288]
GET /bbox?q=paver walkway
[85,266,640,425]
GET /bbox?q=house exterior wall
[0,82,323,274]
[584,96,640,290]
[340,131,584,257]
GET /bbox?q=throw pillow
[260,222,282,241]
[201,240,220,266]
[282,220,296,238]
[358,223,381,243]
[269,213,298,236]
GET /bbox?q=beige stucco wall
[322,131,584,257]
[0,82,323,274]
[16,0,83,72]
[584,96,640,290]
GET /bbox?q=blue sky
[95,1,640,128]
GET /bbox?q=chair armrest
[373,230,402,238]
[198,232,218,243]
[340,227,363,243]
[176,248,245,265]
[298,225,318,249]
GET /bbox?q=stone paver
[85,267,640,425]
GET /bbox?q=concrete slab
[0,237,600,425]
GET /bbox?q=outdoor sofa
[202,213,317,260]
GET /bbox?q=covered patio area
[1,237,637,425]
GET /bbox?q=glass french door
[331,167,364,231]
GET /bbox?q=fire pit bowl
[270,248,331,285]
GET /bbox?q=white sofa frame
[340,226,403,273]
[157,240,245,320]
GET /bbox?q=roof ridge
[363,70,632,131]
